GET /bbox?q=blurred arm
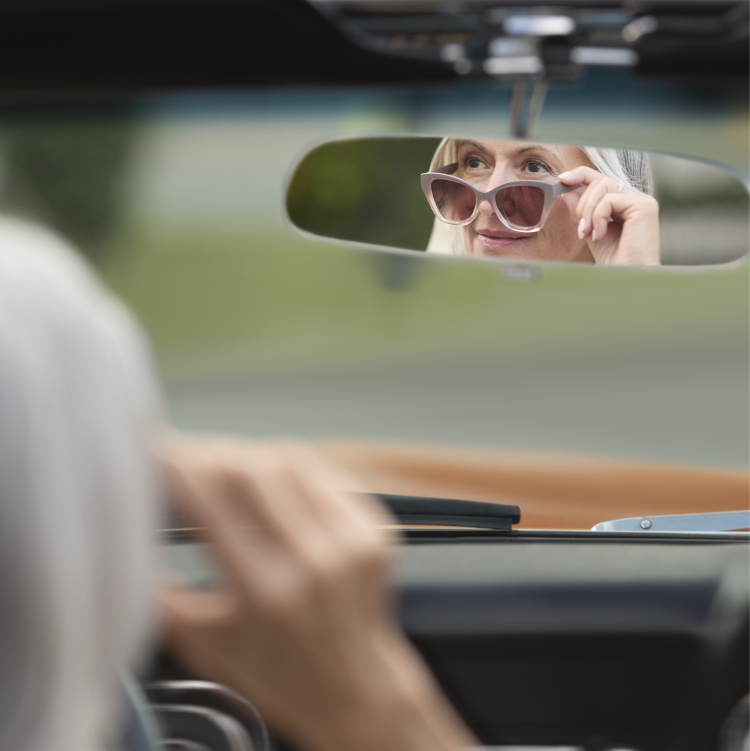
[159,439,477,751]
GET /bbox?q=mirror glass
[287,136,749,266]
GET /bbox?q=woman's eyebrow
[514,145,557,157]
[458,139,490,154]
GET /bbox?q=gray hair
[425,137,653,255]
[0,218,161,751]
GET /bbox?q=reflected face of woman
[455,139,594,262]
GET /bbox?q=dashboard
[148,527,749,751]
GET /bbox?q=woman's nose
[478,199,495,216]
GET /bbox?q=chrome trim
[145,681,271,751]
[161,741,211,751]
[153,704,253,751]
[719,694,749,751]
[592,510,750,533]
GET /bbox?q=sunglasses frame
[421,162,582,233]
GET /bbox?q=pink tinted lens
[494,184,545,229]
[429,178,477,223]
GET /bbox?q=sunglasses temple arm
[433,162,459,175]
[554,182,585,197]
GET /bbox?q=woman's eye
[524,160,551,175]
[460,155,486,170]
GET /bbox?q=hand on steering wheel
[159,440,477,751]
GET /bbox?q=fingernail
[559,171,571,179]
[577,218,585,240]
[591,229,597,242]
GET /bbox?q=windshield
[0,88,746,531]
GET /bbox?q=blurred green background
[0,109,136,257]
[287,136,439,250]
[0,73,746,471]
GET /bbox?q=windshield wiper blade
[164,494,521,539]
[592,510,750,533]
[375,494,521,531]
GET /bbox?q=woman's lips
[476,230,530,251]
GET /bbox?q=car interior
[1,0,748,750]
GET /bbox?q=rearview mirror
[286,136,749,267]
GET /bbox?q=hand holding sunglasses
[422,162,661,265]
[558,165,661,265]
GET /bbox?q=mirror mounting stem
[509,79,549,139]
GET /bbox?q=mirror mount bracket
[509,79,549,139]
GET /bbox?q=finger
[163,441,394,614]
[157,586,242,690]
[559,168,616,238]
[166,442,322,550]
[273,443,396,614]
[590,192,638,245]
[225,445,327,544]
[163,453,339,630]
[576,178,616,240]
[217,442,383,578]
[590,195,616,243]
[159,583,236,631]
[161,451,285,593]
[276,442,395,532]
[558,165,606,187]
[197,443,390,596]
[274,442,396,578]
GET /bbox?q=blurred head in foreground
[0,218,161,751]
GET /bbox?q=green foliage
[655,181,750,211]
[0,111,136,258]
[286,137,440,251]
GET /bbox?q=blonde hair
[0,218,161,751]
[425,137,653,255]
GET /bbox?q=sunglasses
[421,163,582,233]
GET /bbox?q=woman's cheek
[546,203,579,260]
